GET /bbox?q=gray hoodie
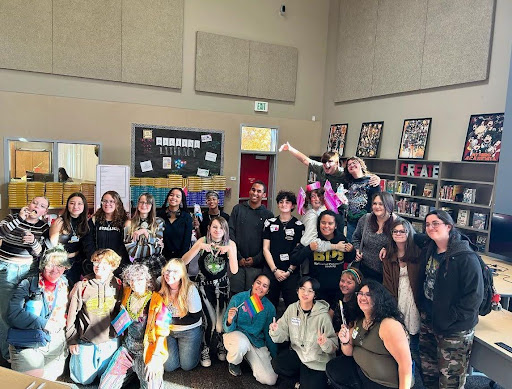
[269,299,337,371]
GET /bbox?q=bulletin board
[131,123,224,177]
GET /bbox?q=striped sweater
[0,214,49,264]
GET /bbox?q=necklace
[140,218,149,229]
[362,317,373,330]
[126,291,152,320]
[208,213,220,221]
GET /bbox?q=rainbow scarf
[243,294,264,318]
[155,303,172,328]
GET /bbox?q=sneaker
[228,363,242,377]
[294,383,300,389]
[217,341,227,361]
[200,346,211,367]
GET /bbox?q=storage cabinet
[363,158,497,253]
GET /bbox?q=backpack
[476,254,499,316]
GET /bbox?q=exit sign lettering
[254,101,268,112]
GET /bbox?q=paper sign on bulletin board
[131,123,224,177]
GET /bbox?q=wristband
[287,267,294,274]
[272,267,278,273]
[342,341,350,345]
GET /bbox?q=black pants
[326,355,394,389]
[264,268,299,309]
[272,348,328,389]
[359,262,383,284]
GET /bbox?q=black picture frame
[398,118,432,160]
[356,121,384,158]
[461,112,504,162]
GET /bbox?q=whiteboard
[95,165,131,213]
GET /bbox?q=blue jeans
[0,260,37,360]
[164,325,202,372]
[346,220,358,243]
[70,338,120,385]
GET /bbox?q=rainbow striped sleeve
[243,294,265,318]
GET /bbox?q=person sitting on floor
[223,274,277,385]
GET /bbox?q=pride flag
[155,304,173,328]
[111,307,132,335]
[243,294,264,318]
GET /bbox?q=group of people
[0,143,484,389]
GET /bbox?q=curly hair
[276,190,297,206]
[39,244,71,271]
[360,280,404,325]
[94,191,127,229]
[342,156,370,182]
[304,188,325,209]
[60,192,89,237]
[91,248,122,269]
[121,263,154,291]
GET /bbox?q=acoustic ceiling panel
[122,0,183,88]
[421,0,495,89]
[248,41,298,102]
[0,0,52,73]
[53,0,122,81]
[372,0,427,96]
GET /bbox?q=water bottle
[25,293,43,316]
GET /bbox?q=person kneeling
[223,274,277,385]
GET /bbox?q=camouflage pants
[419,312,475,389]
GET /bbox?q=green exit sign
[254,101,268,112]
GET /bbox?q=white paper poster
[163,157,172,169]
[205,152,217,162]
[140,160,153,172]
[197,167,209,177]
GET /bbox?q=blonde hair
[91,248,121,269]
[159,258,194,317]
[39,244,71,271]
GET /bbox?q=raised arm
[279,142,311,166]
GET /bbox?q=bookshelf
[364,158,498,252]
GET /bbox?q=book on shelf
[396,181,417,195]
[422,183,435,198]
[472,213,487,230]
[419,205,429,219]
[440,184,464,201]
[475,235,487,252]
[411,221,424,233]
[385,180,396,193]
[440,207,454,218]
[457,209,470,226]
[462,188,477,204]
[379,179,386,192]
[410,202,418,217]
[395,199,419,216]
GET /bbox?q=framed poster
[462,112,504,162]
[398,118,432,159]
[356,121,384,158]
[327,123,348,156]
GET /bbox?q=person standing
[263,190,304,309]
[0,196,50,361]
[228,181,273,295]
[193,191,230,238]
[419,210,483,389]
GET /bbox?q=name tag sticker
[285,228,295,236]
[270,225,279,232]
[280,253,289,262]
[291,317,301,326]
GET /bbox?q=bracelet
[272,267,278,273]
[342,341,350,346]
[287,267,294,274]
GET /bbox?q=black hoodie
[418,233,483,335]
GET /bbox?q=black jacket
[418,233,483,335]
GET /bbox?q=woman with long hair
[181,216,238,367]
[328,280,412,389]
[7,245,71,380]
[342,157,380,242]
[157,188,193,259]
[82,191,129,274]
[418,210,483,388]
[99,264,164,389]
[352,192,396,283]
[49,192,89,285]
[159,259,203,372]
[330,268,364,333]
[124,193,165,279]
[383,219,422,367]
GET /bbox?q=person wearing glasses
[157,188,193,260]
[0,196,50,361]
[49,192,90,286]
[83,191,129,275]
[159,259,203,373]
[328,280,412,389]
[124,193,165,280]
[269,276,337,389]
[352,192,397,283]
[418,210,483,389]
[6,245,71,380]
[382,219,422,370]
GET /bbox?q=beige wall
[322,0,512,162]
[0,91,322,216]
[0,0,330,217]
